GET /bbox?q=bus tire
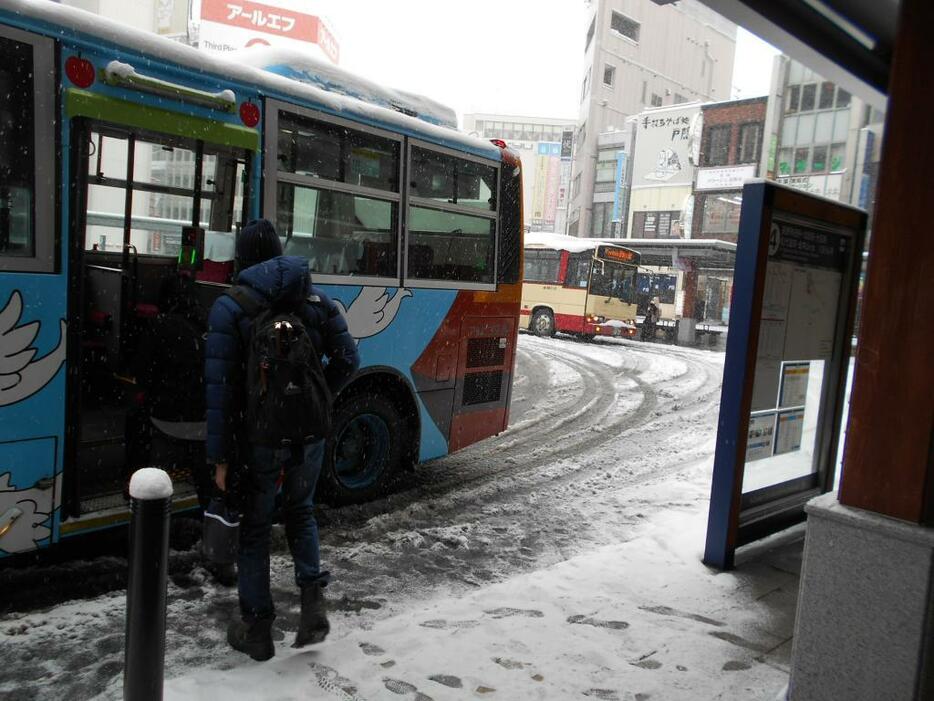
[531,308,555,337]
[322,393,403,505]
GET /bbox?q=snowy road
[0,335,728,700]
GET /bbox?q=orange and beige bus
[521,233,639,340]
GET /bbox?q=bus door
[0,27,62,556]
[66,111,253,519]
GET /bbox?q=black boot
[292,584,330,648]
[227,617,275,661]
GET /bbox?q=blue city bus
[0,1,523,557]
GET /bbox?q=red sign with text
[201,0,339,63]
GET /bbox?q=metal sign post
[704,180,866,570]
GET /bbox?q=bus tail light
[490,139,508,149]
[65,56,95,88]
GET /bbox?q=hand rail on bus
[103,61,237,114]
[86,211,229,235]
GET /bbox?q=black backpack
[225,286,332,447]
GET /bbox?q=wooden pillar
[838,0,934,523]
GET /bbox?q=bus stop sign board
[703,180,866,570]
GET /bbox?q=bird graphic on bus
[0,471,61,554]
[0,290,67,407]
[334,287,412,344]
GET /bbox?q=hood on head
[237,255,311,306]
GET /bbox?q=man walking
[205,219,359,661]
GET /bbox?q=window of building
[811,145,828,172]
[738,123,761,163]
[777,147,793,176]
[523,249,561,283]
[706,125,732,166]
[632,210,678,239]
[818,81,835,110]
[568,220,579,237]
[610,11,640,42]
[830,143,847,171]
[591,202,613,237]
[564,252,592,288]
[595,153,618,183]
[641,81,648,105]
[836,88,851,108]
[585,17,595,52]
[800,83,817,112]
[673,93,686,104]
[794,147,810,173]
[581,72,589,103]
[603,64,615,87]
[650,93,663,107]
[571,173,582,199]
[702,194,743,236]
[786,85,800,114]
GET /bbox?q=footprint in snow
[484,607,544,619]
[383,678,418,695]
[492,657,527,670]
[631,659,662,669]
[567,614,629,630]
[309,662,363,701]
[419,619,478,630]
[359,642,384,656]
[638,605,724,627]
[384,678,434,699]
[428,674,463,688]
[722,660,752,671]
[582,690,620,700]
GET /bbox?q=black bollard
[124,468,173,701]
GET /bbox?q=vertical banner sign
[531,144,550,228]
[611,150,628,223]
[703,181,866,570]
[557,130,574,211]
[544,144,561,227]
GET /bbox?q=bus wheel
[531,309,555,337]
[323,393,403,505]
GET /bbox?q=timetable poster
[779,362,810,408]
[746,413,777,462]
[774,410,805,455]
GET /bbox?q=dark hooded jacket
[204,255,359,464]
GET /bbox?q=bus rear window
[407,207,494,284]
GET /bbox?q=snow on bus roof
[4,0,499,159]
[524,232,628,254]
[235,46,458,129]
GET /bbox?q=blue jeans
[238,440,330,620]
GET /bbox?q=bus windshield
[590,260,637,303]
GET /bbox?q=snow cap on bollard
[128,468,173,501]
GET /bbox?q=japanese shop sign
[631,104,701,189]
[200,0,339,64]
[695,164,757,191]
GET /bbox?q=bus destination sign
[597,245,640,265]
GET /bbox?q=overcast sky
[303,1,778,124]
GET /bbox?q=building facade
[692,96,767,242]
[568,0,735,238]
[463,114,576,234]
[763,56,884,216]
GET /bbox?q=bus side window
[0,29,54,273]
